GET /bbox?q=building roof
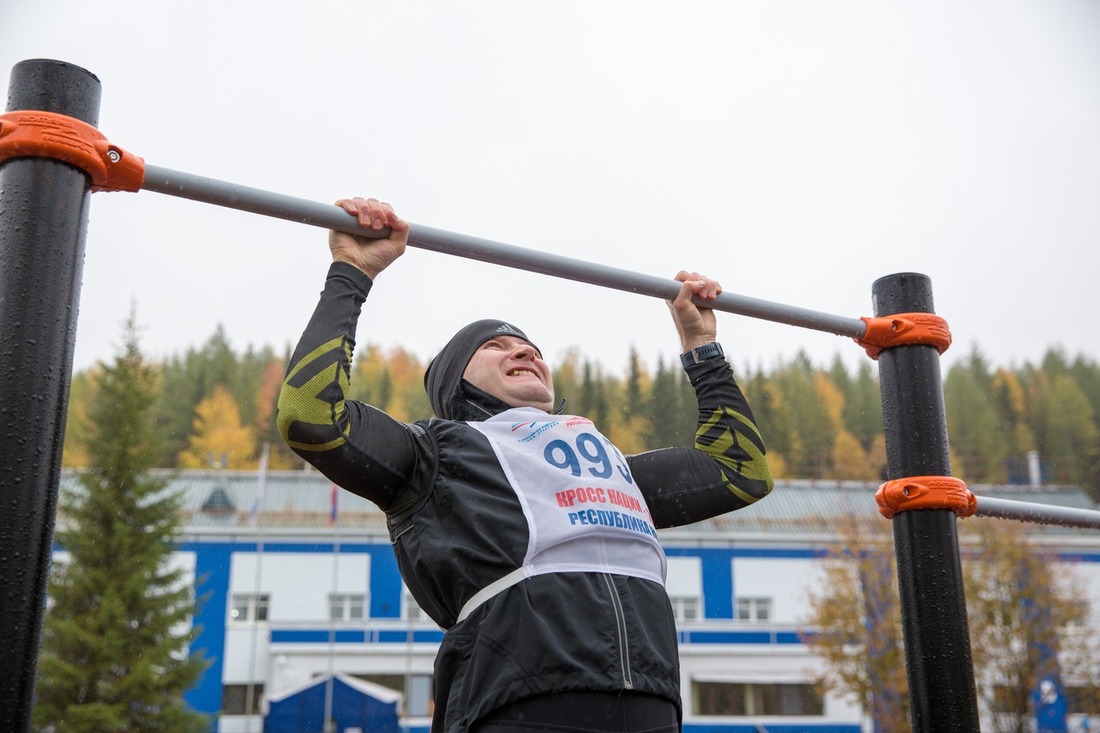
[58,469,1100,543]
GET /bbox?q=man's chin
[506,393,554,412]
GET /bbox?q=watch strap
[680,342,724,368]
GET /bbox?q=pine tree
[645,357,694,449]
[551,347,584,417]
[613,348,652,453]
[770,353,830,477]
[34,312,210,733]
[832,357,883,454]
[945,348,1010,482]
[580,361,611,429]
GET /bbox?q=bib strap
[456,567,529,623]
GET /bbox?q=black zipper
[601,573,634,689]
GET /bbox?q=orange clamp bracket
[875,476,976,519]
[0,110,144,193]
[855,313,952,359]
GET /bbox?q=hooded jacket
[278,262,774,732]
[423,318,538,421]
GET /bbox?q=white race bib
[469,406,666,585]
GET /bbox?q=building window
[356,674,434,717]
[329,593,366,621]
[404,589,426,622]
[735,596,772,622]
[669,595,700,622]
[693,681,823,716]
[230,593,269,623]
[222,683,265,715]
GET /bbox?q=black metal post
[873,273,980,731]
[0,59,100,732]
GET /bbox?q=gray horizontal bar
[141,164,868,340]
[974,495,1100,530]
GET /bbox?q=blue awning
[263,673,401,733]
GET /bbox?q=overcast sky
[3,1,1099,378]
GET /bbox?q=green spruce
[34,311,210,733]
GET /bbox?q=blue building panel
[183,542,233,717]
[271,629,367,644]
[367,547,404,618]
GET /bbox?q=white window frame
[735,596,772,622]
[230,593,270,623]
[403,587,427,622]
[329,592,366,621]
[669,594,701,622]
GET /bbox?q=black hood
[423,319,538,421]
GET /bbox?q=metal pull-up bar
[975,495,1100,529]
[140,164,869,340]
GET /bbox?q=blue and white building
[59,470,1100,733]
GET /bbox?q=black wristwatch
[680,342,725,368]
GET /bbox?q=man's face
[462,335,554,412]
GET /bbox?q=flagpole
[403,591,414,732]
[324,483,340,733]
[244,443,269,733]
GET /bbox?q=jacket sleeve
[276,262,426,515]
[629,355,773,529]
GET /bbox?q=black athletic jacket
[277,262,774,732]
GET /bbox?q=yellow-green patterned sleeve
[276,262,422,512]
[629,356,773,529]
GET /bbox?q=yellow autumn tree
[806,515,1099,733]
[351,344,392,411]
[387,346,431,421]
[802,517,910,732]
[178,384,256,469]
[606,415,650,457]
[351,345,430,421]
[831,430,877,481]
[962,519,1097,732]
[760,379,799,480]
[61,367,98,468]
[865,434,887,480]
[254,357,297,470]
[814,371,877,480]
[992,368,1035,465]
